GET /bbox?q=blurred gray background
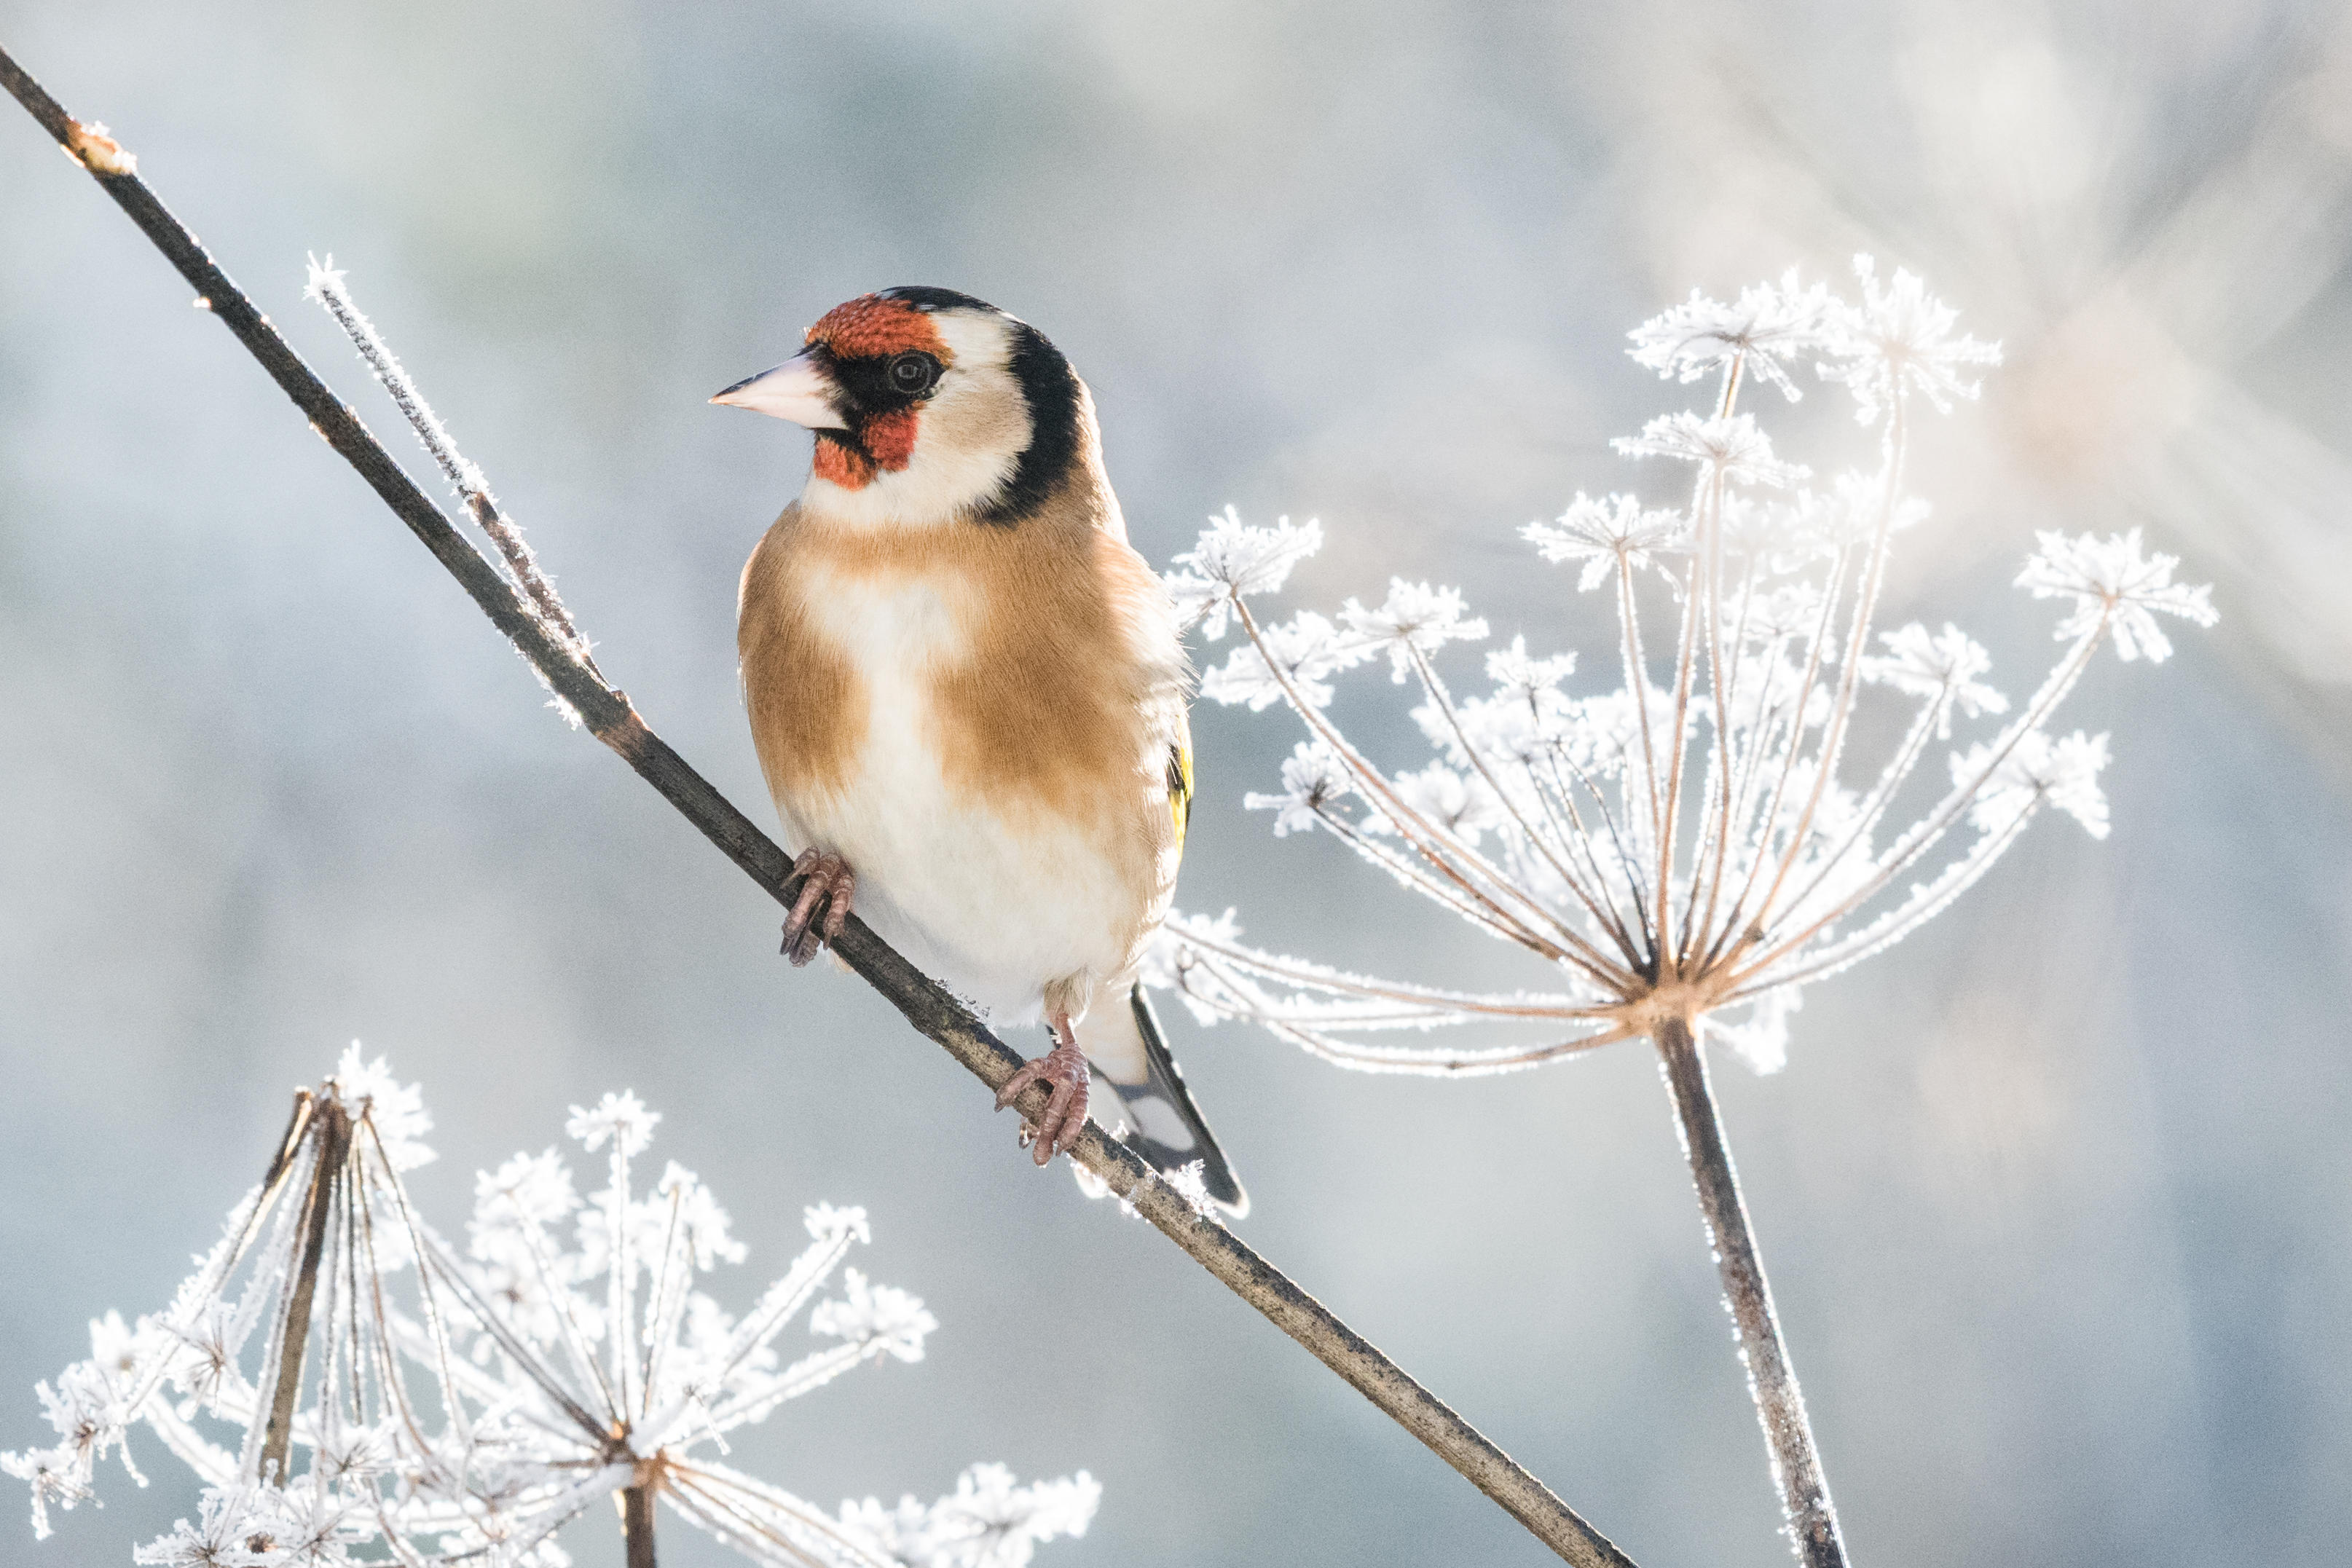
[4,2,2350,1564]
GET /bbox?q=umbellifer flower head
[1148,256,2210,1079]
[5,1049,1096,1568]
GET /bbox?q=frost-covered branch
[0,50,1633,1568]
[302,253,599,681]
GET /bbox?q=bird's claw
[781,850,854,966]
[996,1036,1090,1166]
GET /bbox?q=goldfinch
[715,287,1246,1216]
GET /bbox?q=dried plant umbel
[1152,259,2216,1567]
[1,1049,1096,1568]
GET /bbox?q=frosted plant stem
[1702,544,1850,975]
[1230,599,1619,982]
[1655,1016,1846,1568]
[1613,551,1665,868]
[304,259,599,677]
[1747,403,1909,944]
[1655,551,1703,969]
[260,1098,350,1486]
[622,1481,658,1568]
[0,49,1635,1568]
[1404,648,1637,969]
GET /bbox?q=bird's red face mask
[712,286,1080,528]
[710,294,953,491]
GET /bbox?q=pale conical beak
[709,350,849,429]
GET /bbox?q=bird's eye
[888,352,940,395]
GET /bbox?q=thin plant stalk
[258,1097,349,1484]
[1655,1016,1841,1568]
[0,47,1633,1568]
[623,1480,660,1568]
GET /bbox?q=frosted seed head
[1525,493,1690,589]
[803,1202,872,1246]
[1339,579,1489,681]
[1628,271,1840,401]
[1164,508,1325,639]
[2015,527,2218,662]
[1484,637,1578,704]
[1168,261,2190,1079]
[809,1268,936,1363]
[1370,762,1506,847]
[920,1463,1103,1567]
[14,1056,1041,1568]
[1952,729,2112,839]
[1244,741,1356,838]
[564,1090,659,1156]
[1612,412,1809,488]
[329,1044,435,1170]
[1860,623,2009,738]
[1820,254,2002,423]
[1199,610,1377,711]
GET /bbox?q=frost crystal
[1200,610,1380,712]
[1340,580,1490,681]
[2015,527,2219,663]
[565,1087,659,1154]
[1524,494,1689,591]
[1859,623,2008,738]
[1160,1164,1223,1224]
[6,1056,1096,1568]
[1163,506,1324,640]
[1244,741,1356,837]
[1151,257,2209,1077]
[330,1041,434,1170]
[843,1463,1100,1568]
[1372,763,1505,847]
[1628,272,1839,402]
[1955,729,2113,840]
[1612,412,1809,488]
[1820,255,2003,424]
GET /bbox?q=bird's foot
[997,1022,1090,1166]
[780,849,854,966]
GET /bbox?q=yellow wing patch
[1167,743,1194,857]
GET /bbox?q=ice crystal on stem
[1154,258,2211,1566]
[4,1049,1094,1568]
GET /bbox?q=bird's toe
[781,850,854,966]
[997,1034,1090,1165]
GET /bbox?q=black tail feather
[1101,985,1248,1217]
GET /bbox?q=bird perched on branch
[715,287,1246,1215]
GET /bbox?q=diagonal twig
[0,43,1635,1568]
[300,253,602,678]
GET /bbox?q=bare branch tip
[63,119,135,177]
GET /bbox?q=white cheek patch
[800,311,1032,532]
[928,311,1015,372]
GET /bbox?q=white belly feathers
[771,562,1147,1025]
